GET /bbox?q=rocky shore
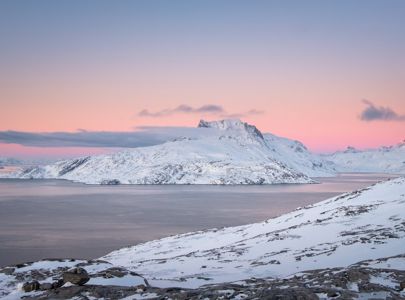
[1,255,405,299]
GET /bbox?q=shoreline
[0,173,397,268]
[0,176,404,299]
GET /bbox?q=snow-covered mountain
[0,157,23,167]
[9,119,336,184]
[102,176,405,288]
[0,158,25,177]
[325,141,405,174]
[263,133,336,177]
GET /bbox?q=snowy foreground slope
[325,142,405,174]
[102,177,405,288]
[0,177,404,299]
[9,119,336,184]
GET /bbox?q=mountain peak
[198,119,264,139]
[343,146,359,153]
[397,139,405,148]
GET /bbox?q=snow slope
[102,177,405,288]
[263,133,336,177]
[325,141,405,174]
[10,119,337,184]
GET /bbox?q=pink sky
[1,1,405,158]
[1,91,404,158]
[1,67,404,157]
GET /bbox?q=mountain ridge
[325,140,405,174]
[6,119,337,184]
[3,119,404,184]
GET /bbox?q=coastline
[1,176,404,299]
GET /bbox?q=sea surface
[0,173,397,267]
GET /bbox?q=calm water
[0,173,397,267]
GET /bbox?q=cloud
[0,130,166,148]
[0,127,216,148]
[138,104,224,117]
[360,99,405,121]
[0,108,265,148]
[138,104,264,118]
[221,109,265,119]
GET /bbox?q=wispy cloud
[0,106,265,148]
[221,109,264,119]
[360,99,405,121]
[138,104,224,117]
[138,104,264,118]
[0,130,166,148]
[0,127,215,148]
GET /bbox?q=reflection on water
[0,173,397,267]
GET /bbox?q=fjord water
[0,173,396,267]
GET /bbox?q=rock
[327,290,339,297]
[45,285,86,299]
[40,282,53,290]
[101,179,120,185]
[258,288,319,299]
[400,281,405,291]
[100,267,128,278]
[51,279,65,289]
[22,281,40,292]
[63,267,90,285]
[14,263,27,268]
[345,269,369,282]
[134,284,147,291]
[1,267,14,275]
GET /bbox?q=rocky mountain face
[9,119,337,185]
[198,119,264,141]
[0,177,404,299]
[325,141,405,174]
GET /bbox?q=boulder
[39,282,53,290]
[51,279,65,289]
[100,267,127,278]
[63,267,90,285]
[1,267,14,275]
[22,281,40,292]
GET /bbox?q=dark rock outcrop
[22,281,40,292]
[62,267,90,286]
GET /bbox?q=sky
[0,0,405,158]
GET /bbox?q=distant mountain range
[0,157,23,167]
[324,141,405,174]
[1,119,404,184]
